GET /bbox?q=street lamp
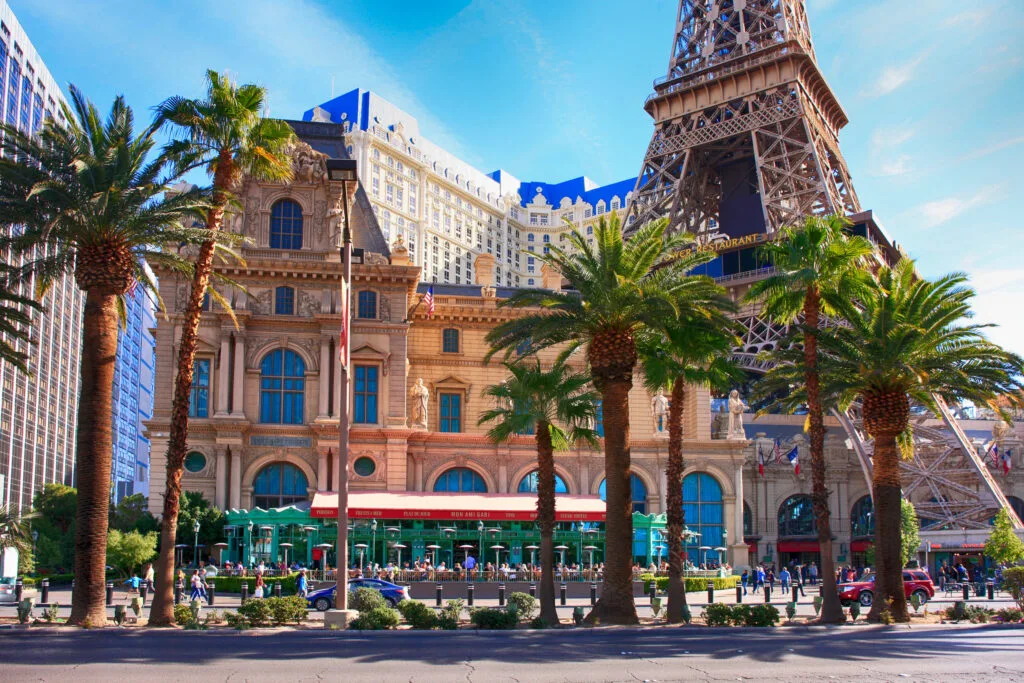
[330,156,358,622]
[193,519,201,566]
[371,519,378,565]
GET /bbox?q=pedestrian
[767,568,776,593]
[296,569,309,598]
[754,565,765,593]
[143,563,155,592]
[255,571,266,599]
[189,570,205,603]
[741,569,749,595]
[779,566,790,592]
[808,561,818,585]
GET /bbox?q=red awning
[851,540,871,552]
[309,490,606,522]
[777,541,820,552]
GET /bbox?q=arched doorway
[682,472,724,566]
[599,474,648,513]
[252,462,309,509]
[777,494,817,567]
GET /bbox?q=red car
[838,570,935,607]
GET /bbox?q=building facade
[0,1,83,514]
[110,281,157,502]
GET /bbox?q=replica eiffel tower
[626,0,1022,531]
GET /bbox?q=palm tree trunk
[665,376,687,622]
[863,392,910,623]
[150,165,231,626]
[67,290,120,627]
[586,377,639,625]
[535,420,558,624]
[803,289,844,623]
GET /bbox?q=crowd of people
[739,561,823,595]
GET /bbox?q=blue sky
[13,0,1024,353]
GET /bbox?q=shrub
[397,599,438,630]
[681,603,692,625]
[237,598,273,627]
[1003,567,1024,611]
[209,573,299,595]
[640,574,739,593]
[530,616,550,629]
[174,603,196,627]
[204,610,222,625]
[702,602,733,627]
[470,607,519,630]
[438,613,460,630]
[910,592,923,613]
[17,599,33,624]
[849,602,861,621]
[351,606,401,630]
[267,596,309,625]
[225,612,249,630]
[730,604,751,626]
[43,603,59,623]
[813,596,823,616]
[506,592,537,621]
[746,604,780,627]
[945,604,992,623]
[349,587,388,613]
[995,607,1023,623]
[785,602,797,621]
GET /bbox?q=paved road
[1,623,1022,682]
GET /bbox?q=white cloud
[870,123,915,177]
[944,8,994,29]
[916,185,1003,226]
[962,266,1024,357]
[876,154,912,177]
[871,124,916,150]
[870,51,930,96]
[956,136,1024,162]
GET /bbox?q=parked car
[838,570,935,607]
[306,577,410,612]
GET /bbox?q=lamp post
[193,520,201,566]
[477,520,484,574]
[328,157,358,622]
[371,519,378,566]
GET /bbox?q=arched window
[270,199,303,249]
[275,286,295,315]
[610,198,620,211]
[442,328,460,353]
[778,494,816,537]
[683,473,723,559]
[253,462,309,509]
[743,501,753,537]
[357,290,377,319]
[527,233,535,242]
[851,495,874,538]
[599,474,648,513]
[517,470,568,494]
[433,467,487,493]
[259,349,305,424]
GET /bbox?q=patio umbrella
[458,544,475,550]
[213,542,228,548]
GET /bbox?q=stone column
[231,336,246,415]
[318,336,331,419]
[215,449,227,510]
[229,449,242,509]
[734,466,745,544]
[318,448,329,492]
[683,382,712,441]
[659,467,668,514]
[414,456,424,492]
[498,457,508,493]
[331,449,341,491]
[216,336,230,415]
[332,344,342,418]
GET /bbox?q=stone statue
[992,420,1012,443]
[289,140,327,184]
[651,388,669,436]
[409,378,429,428]
[728,389,748,440]
[328,194,347,246]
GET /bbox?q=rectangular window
[188,359,210,418]
[442,328,460,353]
[440,393,462,433]
[354,365,378,424]
[275,287,294,315]
[594,400,604,437]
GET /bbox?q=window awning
[777,540,820,552]
[310,490,606,522]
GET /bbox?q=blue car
[307,577,411,611]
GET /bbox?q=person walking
[754,565,765,594]
[767,568,776,594]
[254,571,266,599]
[808,561,818,585]
[779,566,791,592]
[741,569,749,596]
[189,570,205,603]
[143,563,155,593]
[296,568,309,598]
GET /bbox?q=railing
[714,266,776,284]
[305,567,726,584]
[242,248,328,262]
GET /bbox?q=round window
[184,451,207,473]
[353,457,376,477]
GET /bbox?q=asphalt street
[1,622,1022,682]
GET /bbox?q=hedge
[208,573,300,595]
[641,574,739,593]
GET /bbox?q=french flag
[785,445,800,475]
[1003,449,1013,475]
[757,445,765,477]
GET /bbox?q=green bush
[349,587,388,613]
[351,606,401,630]
[470,607,519,630]
[729,604,751,626]
[437,599,462,630]
[530,616,550,629]
[1003,567,1024,610]
[702,602,733,627]
[267,596,308,625]
[944,604,992,623]
[849,602,861,621]
[237,598,273,626]
[995,607,1023,622]
[43,603,59,623]
[785,602,797,620]
[224,612,249,630]
[506,592,537,621]
[397,599,438,629]
[209,573,299,595]
[174,603,196,627]
[640,574,740,593]
[745,604,780,627]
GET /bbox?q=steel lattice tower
[626,0,860,241]
[625,0,1023,532]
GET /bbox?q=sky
[12,0,1024,354]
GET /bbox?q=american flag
[773,438,783,464]
[424,286,435,317]
[990,444,1000,467]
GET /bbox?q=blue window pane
[253,463,309,508]
[357,291,377,319]
[188,359,210,418]
[442,328,459,353]
[594,400,604,437]
[433,467,485,492]
[354,365,378,424]
[270,200,304,249]
[440,393,461,433]
[599,474,646,512]
[682,472,724,562]
[259,349,305,424]
[517,471,568,494]
[275,286,295,315]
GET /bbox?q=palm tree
[637,293,739,623]
[485,214,697,624]
[478,359,599,624]
[0,263,43,374]
[0,87,227,626]
[148,71,295,626]
[0,505,37,557]
[744,214,873,624]
[768,259,1024,622]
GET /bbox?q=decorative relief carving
[299,290,322,317]
[250,289,272,315]
[363,252,389,266]
[349,451,386,483]
[175,284,190,312]
[295,338,320,372]
[288,140,327,185]
[379,295,391,322]
[244,336,275,368]
[313,199,328,244]
[244,195,260,238]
